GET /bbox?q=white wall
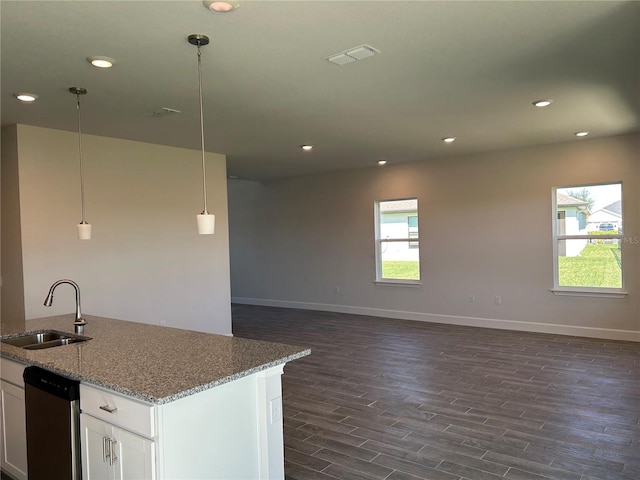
[3,125,231,335]
[228,133,639,341]
[588,210,621,227]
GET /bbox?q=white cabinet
[81,413,155,480]
[0,358,27,480]
[81,364,286,479]
[81,414,113,480]
[80,384,155,480]
[112,425,155,480]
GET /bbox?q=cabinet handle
[99,404,118,413]
[101,435,118,465]
[109,438,118,466]
[102,436,110,463]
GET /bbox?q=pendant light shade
[70,87,92,240]
[197,213,215,234]
[77,223,92,239]
[188,34,215,235]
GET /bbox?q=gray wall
[1,125,26,331]
[2,125,232,335]
[228,132,639,340]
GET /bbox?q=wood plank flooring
[232,305,639,480]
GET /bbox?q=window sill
[550,289,628,299]
[375,280,423,288]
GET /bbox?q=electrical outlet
[335,285,340,294]
[469,295,476,303]
[270,398,282,424]
[159,320,166,326]
[494,296,502,305]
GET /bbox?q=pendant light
[70,87,92,240]
[188,34,215,235]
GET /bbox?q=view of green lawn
[383,243,621,287]
[382,260,420,280]
[559,243,622,288]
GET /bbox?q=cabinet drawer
[0,358,26,387]
[80,384,155,438]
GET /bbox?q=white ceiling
[2,0,639,181]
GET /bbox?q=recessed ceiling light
[575,131,589,137]
[88,56,115,68]
[14,93,38,102]
[377,160,387,166]
[532,99,553,107]
[301,145,313,151]
[203,0,239,12]
[442,137,456,143]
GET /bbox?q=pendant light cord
[76,93,87,224]
[197,45,208,214]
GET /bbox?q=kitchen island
[0,314,310,479]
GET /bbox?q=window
[375,198,420,282]
[408,216,419,248]
[552,182,625,296]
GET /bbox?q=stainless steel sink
[1,330,90,350]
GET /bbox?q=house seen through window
[553,182,623,292]
[375,199,420,282]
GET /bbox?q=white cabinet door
[0,379,28,480]
[113,425,155,480]
[81,414,115,480]
[81,413,155,480]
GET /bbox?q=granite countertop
[0,314,310,405]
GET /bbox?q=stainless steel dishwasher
[23,366,81,480]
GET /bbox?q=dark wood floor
[232,304,640,480]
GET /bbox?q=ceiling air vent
[152,107,181,118]
[324,44,380,66]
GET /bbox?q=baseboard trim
[231,297,640,342]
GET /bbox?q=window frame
[551,182,627,298]
[374,198,422,286]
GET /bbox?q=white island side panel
[156,366,285,479]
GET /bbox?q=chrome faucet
[44,279,87,334]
